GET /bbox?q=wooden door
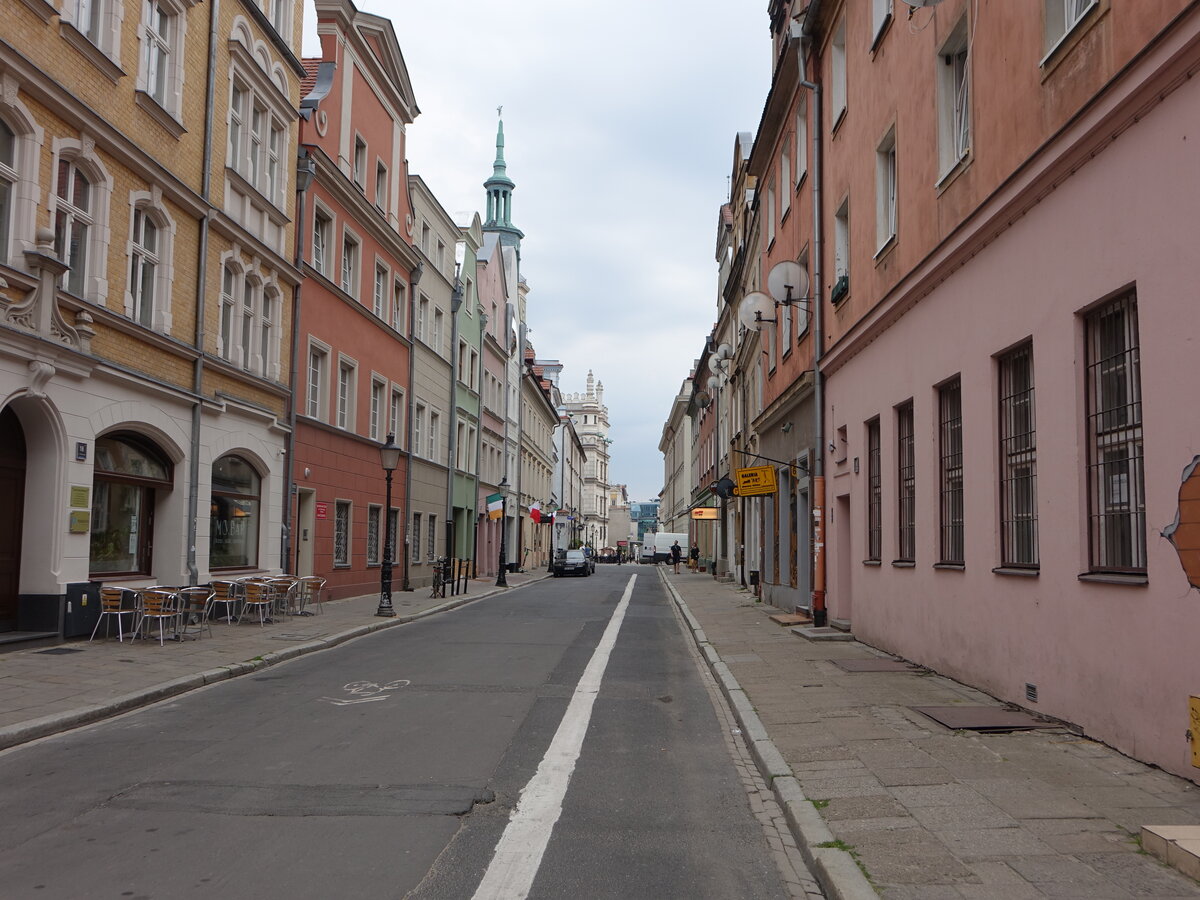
[0,407,26,631]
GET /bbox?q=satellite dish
[708,355,724,374]
[694,390,711,408]
[767,261,810,304]
[738,291,775,332]
[706,375,720,391]
[716,342,733,360]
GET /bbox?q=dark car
[553,549,593,577]
[597,548,618,563]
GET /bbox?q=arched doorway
[0,407,26,632]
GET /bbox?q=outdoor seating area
[88,575,326,646]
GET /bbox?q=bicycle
[430,557,448,598]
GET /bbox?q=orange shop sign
[691,507,719,520]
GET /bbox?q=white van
[651,532,688,564]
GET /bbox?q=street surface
[0,566,811,899]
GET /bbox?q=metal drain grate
[833,658,923,673]
[911,706,1057,732]
[35,647,85,655]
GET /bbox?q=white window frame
[374,160,387,211]
[369,376,385,441]
[937,18,972,177]
[392,279,407,333]
[373,260,388,319]
[306,341,329,420]
[389,386,405,444]
[871,0,892,49]
[239,273,258,372]
[432,308,444,355]
[139,0,185,118]
[125,194,175,333]
[341,230,360,298]
[336,356,357,431]
[428,409,440,461]
[259,286,278,378]
[63,0,124,66]
[831,19,847,127]
[220,263,238,361]
[795,96,808,185]
[780,139,790,219]
[51,149,109,301]
[876,127,897,252]
[0,94,42,269]
[312,205,332,276]
[1043,0,1099,58]
[353,135,367,189]
[414,402,426,458]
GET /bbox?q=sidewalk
[0,571,548,753]
[661,568,1200,900]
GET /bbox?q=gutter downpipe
[402,261,424,591]
[283,147,314,574]
[446,271,463,564]
[472,317,486,576]
[187,0,220,587]
[799,6,827,626]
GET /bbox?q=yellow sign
[691,507,719,520]
[70,486,90,508]
[734,465,778,496]
[69,511,91,534]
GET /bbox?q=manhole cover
[35,647,85,655]
[834,659,923,673]
[911,706,1057,732]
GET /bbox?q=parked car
[553,549,594,577]
[597,547,618,563]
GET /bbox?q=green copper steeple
[483,111,524,247]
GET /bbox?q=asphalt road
[0,566,790,899]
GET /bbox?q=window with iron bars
[1085,293,1145,572]
[896,402,915,562]
[999,342,1038,567]
[938,378,964,565]
[866,418,881,561]
[334,500,351,566]
[366,505,380,566]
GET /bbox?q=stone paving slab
[661,569,1200,899]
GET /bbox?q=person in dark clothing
[689,543,700,572]
[670,540,683,574]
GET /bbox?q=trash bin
[749,570,759,586]
[63,582,103,638]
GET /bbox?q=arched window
[54,157,93,297]
[90,433,173,576]
[210,454,261,569]
[129,206,159,327]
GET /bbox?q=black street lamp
[496,476,509,587]
[376,432,402,617]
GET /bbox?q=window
[129,207,159,328]
[414,402,426,457]
[938,378,964,565]
[312,209,331,276]
[269,0,288,35]
[1045,0,1098,54]
[367,505,381,565]
[433,309,444,355]
[938,19,971,174]
[420,222,430,253]
[867,418,881,562]
[387,508,399,566]
[90,433,173,576]
[999,342,1038,568]
[766,174,777,246]
[210,454,261,569]
[896,402,915,562]
[373,262,388,319]
[370,378,385,440]
[795,97,808,185]
[227,80,287,207]
[0,120,14,262]
[833,198,850,303]
[307,345,327,419]
[220,264,237,360]
[53,158,93,297]
[780,140,791,218]
[876,128,897,250]
[831,19,847,126]
[417,294,429,343]
[341,233,359,297]
[427,514,437,561]
[140,0,178,112]
[392,280,407,332]
[240,275,257,371]
[375,161,387,210]
[334,500,351,566]
[436,240,445,274]
[337,359,355,429]
[1085,294,1145,572]
[871,0,892,47]
[259,290,276,378]
[428,410,440,460]
[411,512,422,561]
[353,137,366,189]
[389,387,405,442]
[266,124,283,204]
[73,0,104,42]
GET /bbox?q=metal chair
[176,586,215,640]
[210,580,241,623]
[268,576,300,616]
[89,587,138,642]
[296,575,327,616]
[135,588,180,646]
[239,580,274,627]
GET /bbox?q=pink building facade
[807,0,1200,780]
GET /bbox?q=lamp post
[376,433,402,617]
[495,476,509,587]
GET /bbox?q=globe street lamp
[376,432,402,617]
[495,476,509,587]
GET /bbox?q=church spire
[483,108,524,246]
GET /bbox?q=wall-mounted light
[781,421,793,434]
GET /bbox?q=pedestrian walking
[689,543,700,572]
[670,540,683,574]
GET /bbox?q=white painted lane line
[471,573,638,900]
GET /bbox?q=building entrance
[0,407,27,632]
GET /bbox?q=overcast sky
[304,0,770,502]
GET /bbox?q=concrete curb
[0,574,549,754]
[658,570,878,900]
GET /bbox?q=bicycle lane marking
[470,573,638,900]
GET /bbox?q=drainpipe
[472,314,486,575]
[446,271,463,561]
[283,148,316,574]
[798,9,827,627]
[402,260,424,590]
[187,0,220,587]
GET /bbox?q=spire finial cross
[497,105,503,118]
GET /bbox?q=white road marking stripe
[471,574,638,900]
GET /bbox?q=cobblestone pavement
[663,568,1200,900]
